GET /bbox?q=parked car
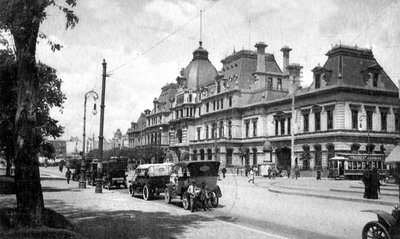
[164,160,222,210]
[102,159,128,189]
[128,163,174,200]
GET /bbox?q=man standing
[362,164,371,199]
[188,180,198,213]
[248,168,254,183]
[294,164,300,180]
[65,168,71,184]
[221,167,227,178]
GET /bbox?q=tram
[328,153,388,180]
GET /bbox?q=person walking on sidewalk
[222,167,227,178]
[248,168,254,183]
[65,168,71,184]
[287,166,291,179]
[294,164,300,180]
[370,167,380,199]
[362,164,371,199]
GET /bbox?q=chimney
[280,46,292,75]
[287,63,303,94]
[255,42,267,73]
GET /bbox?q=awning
[386,145,400,164]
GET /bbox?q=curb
[267,187,396,206]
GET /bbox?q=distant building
[128,41,399,170]
[47,139,67,158]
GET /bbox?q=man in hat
[187,180,198,213]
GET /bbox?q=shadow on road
[41,187,82,193]
[46,198,214,239]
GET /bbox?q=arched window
[188,93,192,102]
[200,149,205,160]
[252,148,257,166]
[192,150,197,161]
[207,148,212,160]
[205,125,209,139]
[366,144,375,154]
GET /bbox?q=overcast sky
[36,0,400,141]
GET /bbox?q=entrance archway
[276,147,291,169]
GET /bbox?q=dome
[182,42,218,90]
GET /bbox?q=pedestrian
[222,167,227,178]
[294,164,300,180]
[65,168,71,184]
[188,180,198,213]
[287,166,291,179]
[59,164,63,173]
[236,167,239,176]
[248,168,254,183]
[362,164,371,199]
[369,167,380,199]
[199,182,209,211]
[245,166,248,177]
[316,166,321,180]
[268,166,272,179]
[240,167,243,176]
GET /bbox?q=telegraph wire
[107,0,220,75]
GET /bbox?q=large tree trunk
[5,157,11,176]
[11,2,45,226]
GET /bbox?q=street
[16,167,395,239]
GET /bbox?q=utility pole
[96,59,108,194]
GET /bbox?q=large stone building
[127,41,399,170]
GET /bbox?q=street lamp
[80,90,98,189]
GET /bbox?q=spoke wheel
[143,185,150,201]
[211,192,219,208]
[362,221,391,239]
[164,188,171,204]
[182,195,190,210]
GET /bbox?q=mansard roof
[321,44,397,90]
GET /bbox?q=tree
[0,53,66,175]
[0,0,78,226]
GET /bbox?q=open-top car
[128,163,173,200]
[164,160,222,210]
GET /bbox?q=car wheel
[143,185,150,201]
[362,221,390,239]
[211,192,219,208]
[164,188,171,204]
[129,186,135,197]
[182,194,190,210]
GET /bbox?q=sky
[33,0,400,141]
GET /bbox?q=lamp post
[80,90,98,188]
[95,59,108,194]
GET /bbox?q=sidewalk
[253,176,399,206]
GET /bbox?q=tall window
[217,100,219,110]
[280,118,285,135]
[267,77,273,89]
[315,74,321,89]
[245,121,250,138]
[303,114,309,132]
[287,117,291,134]
[217,82,221,93]
[228,121,232,138]
[327,110,333,130]
[395,112,400,132]
[177,129,182,143]
[351,110,358,130]
[221,99,224,109]
[206,103,209,112]
[188,93,192,102]
[381,111,387,131]
[213,101,216,110]
[315,111,321,131]
[211,123,216,139]
[253,120,257,137]
[205,125,209,139]
[373,73,379,87]
[197,127,201,140]
[219,121,224,138]
[366,111,373,131]
[277,78,282,91]
[275,120,279,135]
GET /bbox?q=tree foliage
[89,146,166,164]
[0,0,78,226]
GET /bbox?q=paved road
[37,167,397,239]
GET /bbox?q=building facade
[127,41,399,170]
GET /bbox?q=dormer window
[277,78,282,91]
[373,73,379,87]
[266,77,273,90]
[188,93,192,102]
[217,82,221,93]
[315,74,321,89]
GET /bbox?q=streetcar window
[353,162,357,169]
[373,161,377,168]
[334,161,338,168]
[377,161,382,169]
[348,161,352,169]
[362,162,366,169]
[358,162,362,169]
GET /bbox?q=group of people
[187,180,210,213]
[362,164,381,199]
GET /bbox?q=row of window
[265,77,282,91]
[205,96,233,113]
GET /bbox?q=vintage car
[102,159,128,189]
[164,161,222,210]
[128,163,173,200]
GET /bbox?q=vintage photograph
[0,0,399,238]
